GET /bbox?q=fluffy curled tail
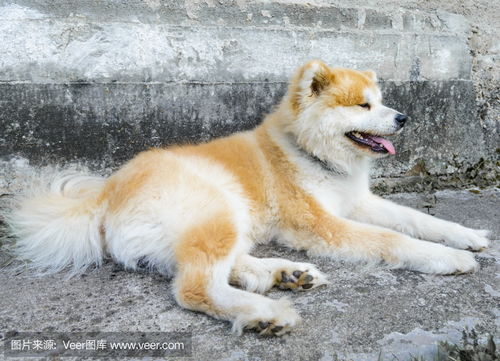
[3,168,107,276]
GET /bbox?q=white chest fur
[295,156,371,218]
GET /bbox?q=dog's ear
[363,69,377,82]
[297,60,333,96]
[289,60,333,111]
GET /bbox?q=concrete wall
[0,0,498,191]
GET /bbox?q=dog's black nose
[395,113,409,126]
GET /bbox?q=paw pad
[253,320,289,336]
[277,269,317,291]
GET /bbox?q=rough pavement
[0,188,499,361]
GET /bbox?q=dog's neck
[290,135,348,177]
[273,127,353,177]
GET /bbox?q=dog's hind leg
[230,254,328,293]
[172,213,300,336]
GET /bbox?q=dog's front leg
[347,194,490,251]
[279,207,479,274]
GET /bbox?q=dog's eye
[359,103,371,110]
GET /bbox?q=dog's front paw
[426,248,479,275]
[445,249,480,274]
[275,263,328,291]
[445,227,490,251]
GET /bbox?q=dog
[5,60,490,336]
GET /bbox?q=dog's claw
[271,326,283,333]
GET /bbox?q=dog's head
[284,60,408,161]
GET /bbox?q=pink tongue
[370,136,396,155]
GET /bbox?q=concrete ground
[0,188,499,361]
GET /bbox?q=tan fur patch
[176,212,237,265]
[100,149,167,213]
[174,213,237,315]
[174,267,213,313]
[170,134,268,212]
[325,68,377,107]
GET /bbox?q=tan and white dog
[6,60,490,336]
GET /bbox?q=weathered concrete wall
[0,0,498,190]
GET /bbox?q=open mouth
[345,131,396,155]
